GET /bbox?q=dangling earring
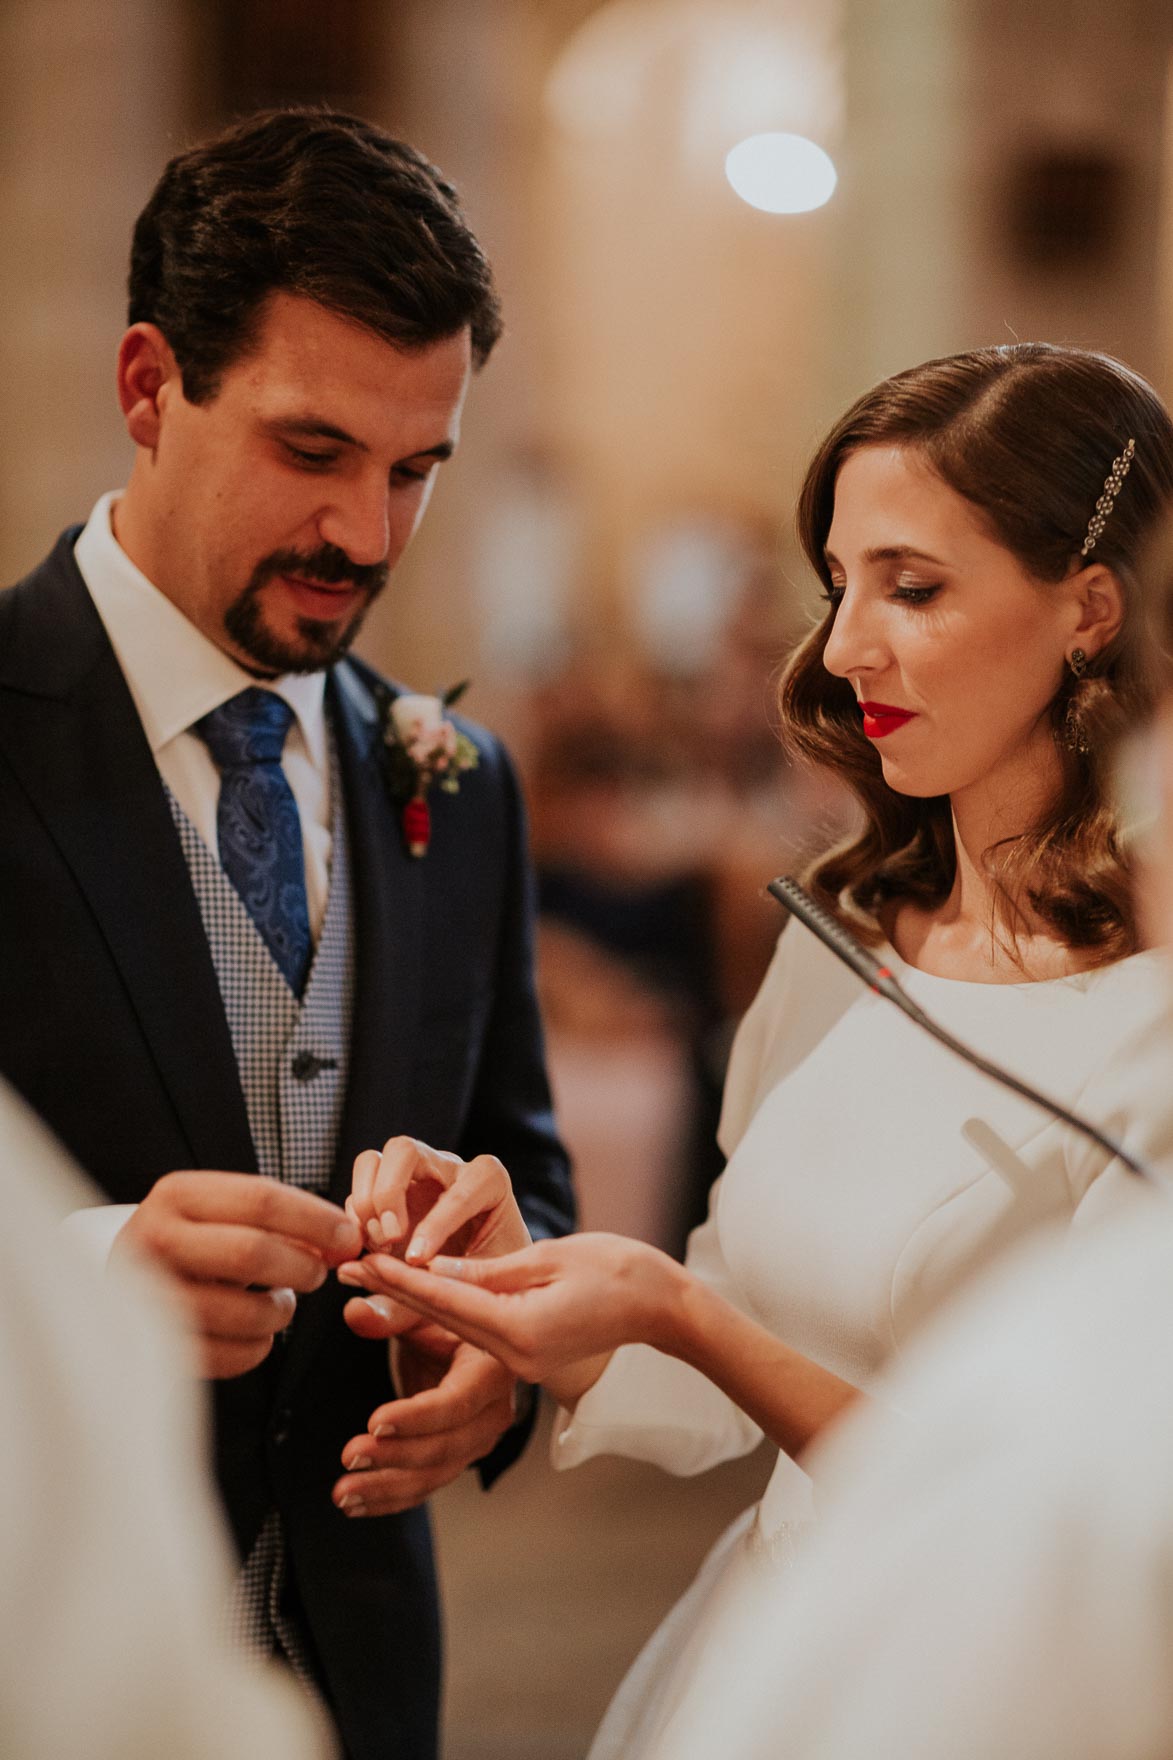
[1064,648,1091,753]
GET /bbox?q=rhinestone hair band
[1081,437,1136,556]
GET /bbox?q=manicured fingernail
[365,1297,397,1321]
[339,1496,367,1516]
[405,1236,431,1264]
[348,1454,373,1472]
[367,1216,384,1245]
[337,1265,364,1287]
[431,1256,463,1277]
[372,1423,396,1440]
[380,1210,401,1241]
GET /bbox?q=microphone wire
[767,876,1149,1181]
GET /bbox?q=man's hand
[333,1297,518,1516]
[116,1171,363,1378]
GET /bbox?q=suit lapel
[0,535,255,1173]
[328,660,424,1201]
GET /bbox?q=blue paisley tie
[195,689,312,995]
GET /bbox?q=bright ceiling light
[724,132,837,214]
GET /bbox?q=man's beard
[223,543,389,676]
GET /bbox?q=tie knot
[195,688,296,770]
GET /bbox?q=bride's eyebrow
[824,544,948,569]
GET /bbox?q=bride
[338,343,1173,1756]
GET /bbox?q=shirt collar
[73,492,327,766]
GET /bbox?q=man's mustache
[249,544,390,597]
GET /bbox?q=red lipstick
[858,701,917,739]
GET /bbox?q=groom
[0,108,573,1760]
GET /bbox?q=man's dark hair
[128,106,502,402]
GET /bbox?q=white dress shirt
[75,491,334,937]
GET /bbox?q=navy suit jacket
[0,530,575,1760]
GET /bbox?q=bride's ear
[1069,561,1124,659]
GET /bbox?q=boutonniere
[375,681,480,858]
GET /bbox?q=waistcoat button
[291,1050,337,1082]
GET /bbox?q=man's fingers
[332,1461,466,1516]
[339,1412,511,1477]
[154,1171,361,1260]
[341,1293,426,1340]
[333,1406,515,1514]
[201,1336,276,1379]
[145,1217,332,1291]
[368,1348,515,1440]
[188,1282,297,1341]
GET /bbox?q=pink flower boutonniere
[377,681,480,858]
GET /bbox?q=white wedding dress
[553,921,1172,1759]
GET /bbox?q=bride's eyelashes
[819,575,943,609]
[891,580,941,606]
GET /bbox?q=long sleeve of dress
[552,931,805,1477]
[551,1176,766,1474]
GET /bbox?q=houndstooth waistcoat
[166,738,357,1675]
[165,740,355,1195]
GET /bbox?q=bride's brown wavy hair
[779,343,1173,963]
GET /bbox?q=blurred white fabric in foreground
[0,1078,327,1760]
[649,1165,1173,1759]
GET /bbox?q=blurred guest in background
[529,553,853,1250]
[342,343,1173,1758]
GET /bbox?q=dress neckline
[880,939,1165,992]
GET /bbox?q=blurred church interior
[3,1,1172,1751]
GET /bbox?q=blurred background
[4,1,1173,1752]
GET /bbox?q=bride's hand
[335,1233,688,1398]
[346,1135,533,1263]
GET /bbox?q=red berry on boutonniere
[375,681,479,859]
[402,793,431,858]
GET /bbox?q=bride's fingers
[360,1245,554,1304]
[347,1148,382,1232]
[340,1254,516,1353]
[403,1155,513,1264]
[366,1137,458,1246]
[370,1137,430,1245]
[425,1244,556,1291]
